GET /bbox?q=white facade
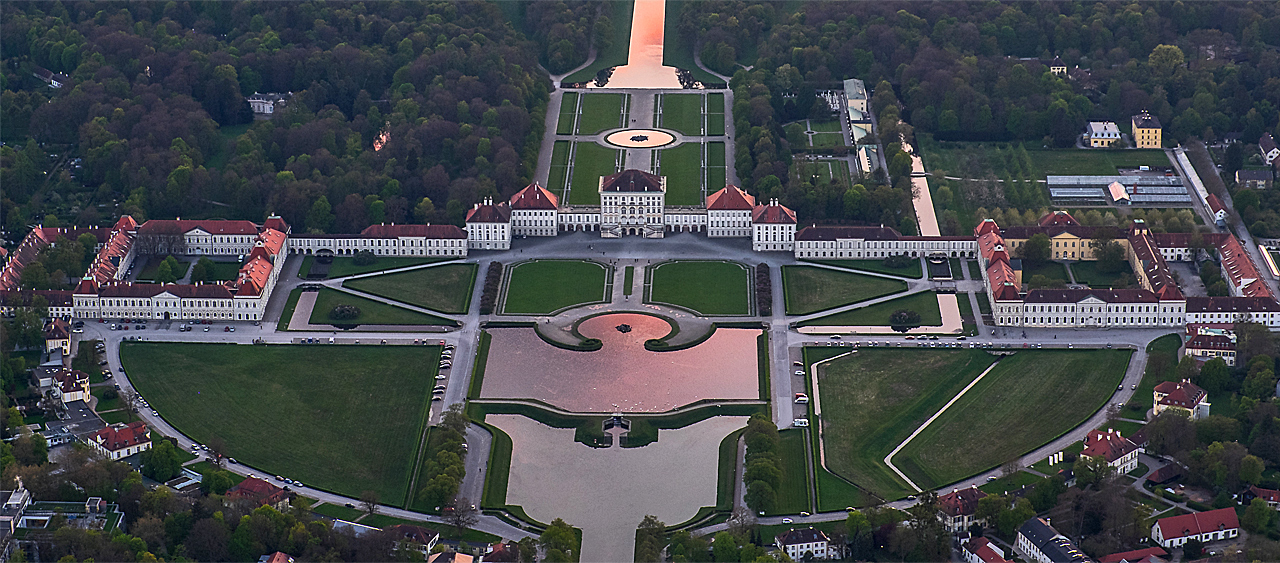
[467,222,511,250]
[708,209,752,238]
[794,236,976,259]
[993,297,1186,328]
[754,223,796,252]
[1087,121,1121,147]
[511,209,559,237]
[288,235,466,257]
[183,229,259,255]
[601,189,666,239]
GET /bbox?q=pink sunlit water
[592,0,682,89]
[481,313,759,413]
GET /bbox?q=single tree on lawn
[446,497,478,532]
[890,309,922,333]
[360,490,379,516]
[1018,233,1052,265]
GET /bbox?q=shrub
[884,254,913,269]
[890,309,922,332]
[329,305,361,320]
[479,262,503,315]
[102,389,118,401]
[352,250,377,266]
[755,263,772,316]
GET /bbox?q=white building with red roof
[774,527,841,560]
[1097,546,1167,563]
[1205,194,1227,226]
[1244,485,1280,510]
[752,199,797,252]
[706,185,756,238]
[1151,507,1239,548]
[1184,332,1236,366]
[464,198,512,250]
[938,486,988,533]
[964,537,1012,563]
[50,369,90,405]
[509,183,560,237]
[1082,428,1140,473]
[599,169,667,239]
[1153,380,1209,420]
[88,422,152,460]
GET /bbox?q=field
[920,136,1173,178]
[781,266,907,315]
[205,262,242,282]
[812,348,999,500]
[567,143,624,205]
[772,430,812,516]
[791,158,852,189]
[301,256,445,279]
[648,260,750,316]
[136,256,190,281]
[309,288,456,326]
[560,0,634,84]
[121,343,439,505]
[1068,261,1130,288]
[894,349,1132,490]
[797,292,941,327]
[808,259,922,278]
[502,260,610,315]
[577,93,627,135]
[342,264,477,314]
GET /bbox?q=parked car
[793,418,809,427]
[794,393,809,404]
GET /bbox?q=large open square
[480,313,760,413]
[121,343,439,506]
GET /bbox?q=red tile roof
[938,486,986,517]
[256,228,287,256]
[706,185,756,211]
[974,219,1000,237]
[263,216,290,234]
[92,282,234,299]
[1154,380,1207,409]
[1128,226,1182,300]
[0,227,54,290]
[964,538,1012,563]
[752,201,797,224]
[1217,236,1274,299]
[1206,194,1226,215]
[44,319,70,340]
[90,421,150,452]
[1098,546,1167,563]
[1082,428,1138,463]
[1039,211,1080,228]
[53,369,89,394]
[359,224,467,239]
[234,257,274,297]
[600,169,663,193]
[1154,507,1238,541]
[776,527,829,546]
[1,290,74,307]
[1024,288,1159,303]
[228,477,288,506]
[1185,334,1233,352]
[464,199,511,223]
[137,219,261,235]
[509,183,559,210]
[795,225,901,241]
[1249,485,1280,504]
[1187,296,1280,313]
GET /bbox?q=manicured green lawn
[121,343,440,506]
[658,143,704,205]
[809,259,922,278]
[205,262,242,282]
[895,349,1132,490]
[660,93,705,136]
[577,93,626,134]
[781,266,907,315]
[1023,261,1069,283]
[978,471,1043,496]
[548,141,571,198]
[92,387,121,412]
[810,120,842,133]
[137,256,190,281]
[99,410,134,424]
[1068,261,1130,288]
[770,430,811,516]
[957,293,974,320]
[556,92,578,135]
[1124,334,1183,417]
[303,256,447,279]
[810,133,846,148]
[278,289,303,331]
[648,261,750,316]
[812,348,998,500]
[309,288,456,326]
[815,466,874,511]
[623,266,634,296]
[967,260,984,280]
[568,143,622,205]
[792,158,852,188]
[976,293,992,315]
[797,292,941,327]
[343,264,477,314]
[503,260,609,315]
[312,503,366,521]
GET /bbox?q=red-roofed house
[1153,380,1210,420]
[1185,333,1236,366]
[509,183,560,237]
[775,527,841,560]
[938,486,988,533]
[258,552,293,563]
[1082,428,1140,473]
[88,422,152,460]
[1098,546,1167,563]
[1206,194,1227,226]
[752,199,797,252]
[1151,507,1239,548]
[707,185,757,238]
[50,369,90,405]
[465,198,512,250]
[963,537,1012,563]
[43,319,71,355]
[227,477,290,510]
[386,525,440,556]
[482,541,521,562]
[1243,485,1280,510]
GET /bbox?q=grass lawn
[309,288,456,326]
[648,261,750,316]
[812,348,998,500]
[303,256,446,279]
[1068,261,1130,288]
[976,293,992,315]
[548,141,571,198]
[561,0,634,84]
[99,410,135,424]
[312,503,366,521]
[792,159,852,189]
[958,294,974,320]
[205,262,241,282]
[556,92,578,135]
[798,292,941,327]
[92,387,121,412]
[810,120,842,133]
[121,343,440,505]
[658,143,704,205]
[808,259,922,279]
[137,256,190,281]
[895,349,1132,491]
[577,93,626,135]
[343,264,477,314]
[503,260,609,315]
[1023,261,1069,283]
[770,430,811,516]
[1124,334,1183,417]
[968,260,984,280]
[659,93,705,136]
[920,137,1171,178]
[978,471,1043,496]
[568,143,623,205]
[278,289,303,331]
[815,465,874,511]
[623,266,634,296]
[781,266,907,315]
[810,133,846,148]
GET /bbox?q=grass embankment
[122,343,439,505]
[648,261,750,316]
[302,256,446,279]
[502,260,609,315]
[782,266,907,315]
[343,264,477,314]
[798,292,941,327]
[807,259,922,279]
[1124,334,1183,418]
[309,288,456,326]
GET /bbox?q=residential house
[88,422,152,460]
[1236,169,1272,190]
[1151,507,1239,548]
[32,66,70,88]
[1261,134,1280,167]
[258,552,294,563]
[1132,111,1163,149]
[1185,331,1236,366]
[1048,56,1068,76]
[775,527,842,560]
[1146,464,1182,486]
[51,369,90,405]
[1243,485,1280,510]
[427,552,473,563]
[938,486,988,533]
[1153,380,1210,420]
[1205,194,1228,226]
[1082,428,1140,474]
[1097,546,1168,563]
[43,319,70,355]
[1087,122,1121,147]
[247,92,291,115]
[964,537,1012,563]
[482,541,522,562]
[226,477,290,510]
[386,525,440,557]
[1015,518,1091,563]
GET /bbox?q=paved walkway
[903,141,941,236]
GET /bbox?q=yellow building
[1132,111,1162,148]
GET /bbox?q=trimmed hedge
[480,262,503,315]
[755,263,772,316]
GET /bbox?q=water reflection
[482,313,759,412]
[589,0,683,89]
